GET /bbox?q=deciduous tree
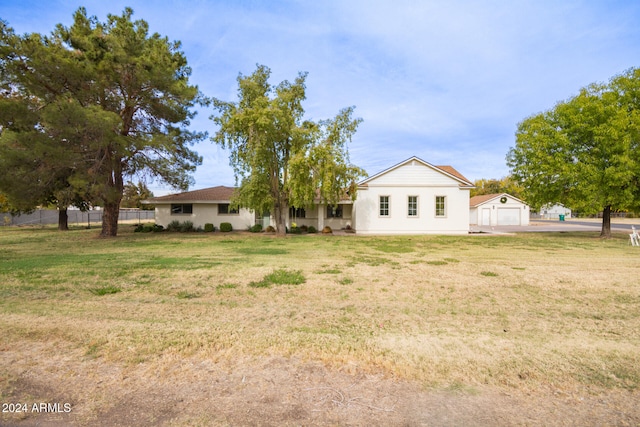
[121,181,154,209]
[212,65,366,235]
[470,177,523,198]
[507,68,640,237]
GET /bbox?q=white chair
[631,226,640,246]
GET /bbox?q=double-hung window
[435,196,446,217]
[407,196,418,217]
[379,196,390,217]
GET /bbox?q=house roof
[143,186,236,204]
[143,185,353,205]
[469,193,528,207]
[358,156,474,188]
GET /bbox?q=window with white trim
[408,196,418,217]
[435,196,446,217]
[379,196,390,217]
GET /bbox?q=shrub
[299,225,308,233]
[307,226,317,233]
[139,223,163,233]
[179,221,195,232]
[220,222,233,232]
[166,220,194,232]
[250,224,262,233]
[265,225,276,233]
[322,226,333,234]
[289,226,302,234]
[166,220,181,232]
[204,223,215,232]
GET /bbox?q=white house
[144,186,256,230]
[145,156,474,234]
[353,156,474,235]
[144,185,354,231]
[539,203,572,219]
[469,193,530,226]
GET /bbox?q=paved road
[471,219,640,234]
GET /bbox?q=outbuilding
[539,203,572,220]
[469,193,530,226]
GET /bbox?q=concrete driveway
[470,219,640,234]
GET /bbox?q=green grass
[0,226,639,393]
[249,269,306,287]
[480,271,499,277]
[88,285,121,295]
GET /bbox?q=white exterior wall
[541,204,571,219]
[471,198,530,226]
[355,186,470,234]
[469,206,478,225]
[354,161,470,235]
[155,203,255,230]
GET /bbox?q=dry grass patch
[1,227,639,412]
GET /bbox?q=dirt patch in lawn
[2,342,639,427]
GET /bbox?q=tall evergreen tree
[0,9,206,236]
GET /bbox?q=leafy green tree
[121,181,154,209]
[211,65,366,235]
[470,177,523,198]
[507,68,640,237]
[0,9,206,236]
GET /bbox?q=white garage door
[497,208,520,225]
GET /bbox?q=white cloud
[3,0,640,187]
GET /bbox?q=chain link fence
[1,208,155,227]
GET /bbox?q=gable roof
[469,193,527,207]
[358,156,473,188]
[144,186,236,204]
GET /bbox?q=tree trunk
[100,153,125,237]
[600,205,612,238]
[101,202,120,237]
[274,200,288,237]
[58,207,69,231]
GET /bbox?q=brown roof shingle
[145,186,236,203]
[436,165,473,187]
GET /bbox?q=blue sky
[2,0,639,195]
